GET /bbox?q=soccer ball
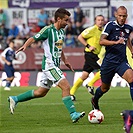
[88,109,104,124]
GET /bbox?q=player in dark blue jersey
[1,41,16,91]
[90,6,133,133]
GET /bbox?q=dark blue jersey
[1,47,16,66]
[102,21,133,64]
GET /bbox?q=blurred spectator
[65,34,75,48]
[30,23,40,36]
[7,24,23,48]
[0,9,7,26]
[30,23,42,48]
[30,41,42,49]
[0,23,9,49]
[37,8,48,29]
[65,20,77,47]
[7,24,20,42]
[73,6,86,35]
[66,20,76,36]
[18,23,30,41]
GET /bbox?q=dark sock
[6,81,11,87]
[129,82,133,101]
[94,86,105,101]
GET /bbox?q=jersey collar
[114,21,124,28]
[94,24,103,31]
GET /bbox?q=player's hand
[16,45,27,54]
[89,46,96,51]
[6,61,11,66]
[116,38,125,44]
[65,62,74,72]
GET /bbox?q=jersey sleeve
[33,27,49,41]
[1,49,8,57]
[102,22,112,36]
[81,27,93,39]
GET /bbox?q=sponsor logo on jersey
[116,28,119,30]
[120,31,125,37]
[125,29,129,33]
[55,39,63,49]
[35,33,40,38]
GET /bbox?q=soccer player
[90,6,133,133]
[1,41,16,91]
[8,8,85,123]
[70,15,105,100]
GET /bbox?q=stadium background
[0,0,133,87]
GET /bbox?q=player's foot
[120,110,133,133]
[86,85,94,95]
[91,97,100,110]
[4,87,11,91]
[8,96,17,114]
[70,95,76,101]
[71,111,85,123]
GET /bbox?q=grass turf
[0,86,132,133]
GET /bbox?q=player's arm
[1,56,11,65]
[78,34,95,51]
[61,50,74,72]
[100,34,125,46]
[16,37,35,53]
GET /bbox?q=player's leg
[85,53,101,95]
[86,71,101,95]
[91,63,115,110]
[8,71,51,114]
[70,52,93,100]
[70,71,89,98]
[8,87,49,114]
[91,82,110,110]
[51,66,85,123]
[117,62,133,101]
[87,71,101,87]
[58,78,85,123]
[4,66,15,91]
[115,62,133,132]
[122,68,133,101]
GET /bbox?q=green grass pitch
[0,86,132,133]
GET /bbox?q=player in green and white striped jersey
[8,8,85,123]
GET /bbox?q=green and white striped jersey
[33,24,65,70]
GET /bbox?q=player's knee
[34,89,48,97]
[102,88,109,92]
[128,78,133,83]
[11,77,14,82]
[101,86,110,92]
[127,75,133,83]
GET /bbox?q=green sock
[62,96,76,114]
[16,90,34,103]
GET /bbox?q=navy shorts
[101,60,132,84]
[4,65,15,78]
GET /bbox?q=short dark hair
[94,15,104,21]
[54,8,71,22]
[9,40,15,44]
